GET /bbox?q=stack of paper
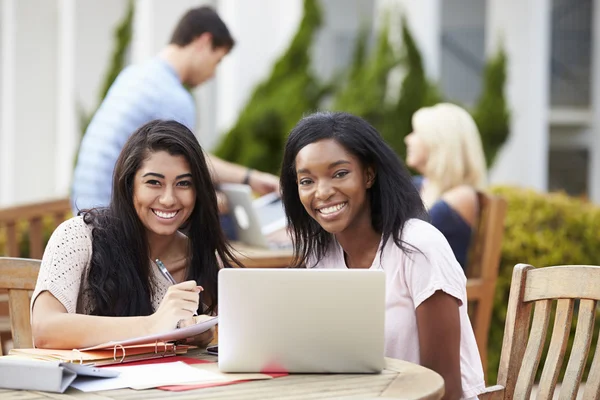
[71,361,227,392]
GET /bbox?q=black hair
[170,6,235,51]
[280,111,427,267]
[82,120,240,317]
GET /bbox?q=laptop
[219,183,290,249]
[217,268,386,373]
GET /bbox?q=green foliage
[214,0,330,175]
[381,18,441,158]
[79,0,135,136]
[473,48,510,167]
[331,18,399,129]
[486,186,600,384]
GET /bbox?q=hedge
[487,186,600,384]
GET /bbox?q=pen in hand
[155,258,199,317]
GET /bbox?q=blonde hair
[411,103,487,207]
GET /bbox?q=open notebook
[10,315,218,366]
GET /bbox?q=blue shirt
[71,57,195,212]
[412,177,472,271]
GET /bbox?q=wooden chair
[481,264,600,400]
[465,191,507,372]
[0,257,41,355]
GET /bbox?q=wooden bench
[0,198,71,353]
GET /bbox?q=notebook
[10,315,218,366]
[220,183,291,249]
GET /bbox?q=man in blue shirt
[72,6,279,219]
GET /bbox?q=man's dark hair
[170,6,235,51]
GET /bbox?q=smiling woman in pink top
[280,112,485,400]
[31,120,241,350]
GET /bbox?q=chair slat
[498,264,534,395]
[537,299,574,399]
[525,266,600,301]
[28,217,43,260]
[6,222,19,257]
[583,330,600,400]
[514,299,552,398]
[8,289,33,348]
[560,300,597,400]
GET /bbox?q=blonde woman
[404,103,487,271]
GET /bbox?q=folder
[10,315,218,366]
[10,342,185,366]
[0,358,119,393]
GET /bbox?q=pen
[155,258,198,316]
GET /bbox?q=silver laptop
[220,183,290,249]
[217,268,386,373]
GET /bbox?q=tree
[214,0,330,175]
[473,48,510,167]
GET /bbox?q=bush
[382,17,441,158]
[486,186,600,383]
[473,48,510,168]
[331,18,399,132]
[214,0,330,175]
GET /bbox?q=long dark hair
[280,111,427,267]
[82,120,239,317]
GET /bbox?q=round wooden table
[0,350,444,400]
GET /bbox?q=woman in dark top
[405,104,487,271]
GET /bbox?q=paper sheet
[70,361,226,392]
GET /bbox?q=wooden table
[0,350,445,399]
[230,242,294,268]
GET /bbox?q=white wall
[486,0,551,192]
[76,0,129,115]
[13,0,58,204]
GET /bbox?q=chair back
[466,191,507,371]
[494,264,600,399]
[0,198,70,353]
[0,198,71,259]
[0,257,40,354]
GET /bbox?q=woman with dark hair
[280,112,484,400]
[31,120,239,349]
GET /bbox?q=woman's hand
[178,316,215,348]
[149,280,202,333]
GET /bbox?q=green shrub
[473,48,510,168]
[214,0,330,175]
[382,17,441,158]
[331,18,399,131]
[486,186,600,383]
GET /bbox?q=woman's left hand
[178,316,215,348]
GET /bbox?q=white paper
[70,361,225,392]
